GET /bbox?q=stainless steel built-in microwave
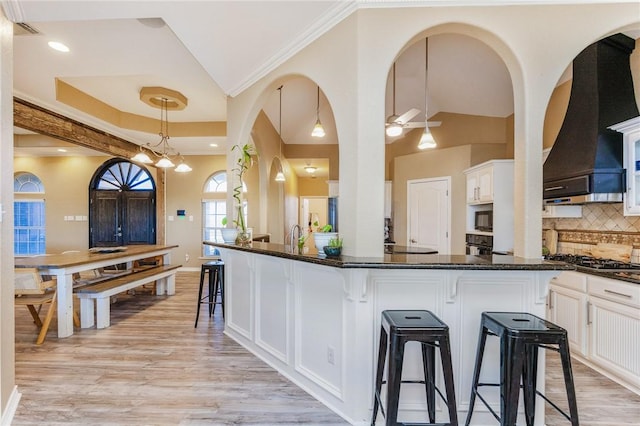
[474,210,493,232]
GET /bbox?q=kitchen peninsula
[206,241,572,425]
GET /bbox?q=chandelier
[131,93,192,172]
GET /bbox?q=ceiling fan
[385,41,441,138]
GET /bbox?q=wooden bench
[74,264,181,329]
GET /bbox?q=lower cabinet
[548,271,640,393]
[549,283,588,357]
[589,296,640,390]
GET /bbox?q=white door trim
[406,176,452,254]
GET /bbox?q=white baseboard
[1,386,21,426]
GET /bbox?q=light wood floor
[13,271,640,425]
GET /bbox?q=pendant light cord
[424,38,428,122]
[277,85,283,158]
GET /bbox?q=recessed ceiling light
[209,143,218,148]
[48,41,69,52]
[57,148,67,152]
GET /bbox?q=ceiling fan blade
[403,120,442,129]
[395,108,421,125]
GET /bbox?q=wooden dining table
[15,244,178,338]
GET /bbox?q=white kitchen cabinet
[549,271,640,393]
[464,160,514,252]
[610,116,640,215]
[548,272,588,357]
[327,180,339,198]
[465,163,494,204]
[589,295,640,391]
[384,181,392,218]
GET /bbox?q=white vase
[313,232,339,252]
[221,228,239,244]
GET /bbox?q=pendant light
[311,85,326,138]
[275,85,286,182]
[131,95,193,171]
[417,38,437,150]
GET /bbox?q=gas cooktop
[545,254,640,272]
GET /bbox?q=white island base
[217,246,564,425]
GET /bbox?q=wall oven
[466,233,493,255]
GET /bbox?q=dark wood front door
[89,159,156,247]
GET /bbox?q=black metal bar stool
[194,259,224,327]
[372,310,458,426]
[465,312,579,426]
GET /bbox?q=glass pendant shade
[417,127,437,150]
[275,171,285,182]
[175,162,193,173]
[312,120,325,137]
[131,151,153,164]
[155,156,175,168]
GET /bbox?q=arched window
[94,161,154,190]
[14,172,46,255]
[14,172,44,193]
[202,171,247,256]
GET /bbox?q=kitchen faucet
[289,224,302,253]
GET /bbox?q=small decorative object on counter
[313,224,339,252]
[323,237,343,257]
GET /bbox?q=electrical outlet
[327,346,335,365]
[185,253,190,262]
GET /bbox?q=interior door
[122,191,155,244]
[91,191,122,246]
[407,177,450,254]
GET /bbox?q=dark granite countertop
[204,241,574,271]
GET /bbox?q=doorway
[407,177,450,254]
[89,159,156,247]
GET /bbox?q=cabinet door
[477,166,493,202]
[589,296,640,389]
[624,130,640,215]
[466,173,478,203]
[549,284,588,357]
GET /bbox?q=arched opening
[89,158,156,247]
[385,32,514,255]
[251,77,339,248]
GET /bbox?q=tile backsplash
[543,203,640,263]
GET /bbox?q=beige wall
[165,154,227,267]
[13,155,113,253]
[393,143,508,253]
[298,177,328,196]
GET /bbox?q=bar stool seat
[372,310,458,426]
[465,312,579,426]
[194,259,224,327]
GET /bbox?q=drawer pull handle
[604,289,633,299]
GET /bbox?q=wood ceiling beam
[14,97,140,159]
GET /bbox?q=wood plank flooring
[13,271,640,425]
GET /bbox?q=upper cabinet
[611,117,640,216]
[464,160,512,205]
[464,160,514,252]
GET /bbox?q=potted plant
[230,143,257,245]
[220,217,238,243]
[313,223,339,252]
[323,237,343,257]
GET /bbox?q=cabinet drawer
[549,271,588,292]
[588,275,640,308]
